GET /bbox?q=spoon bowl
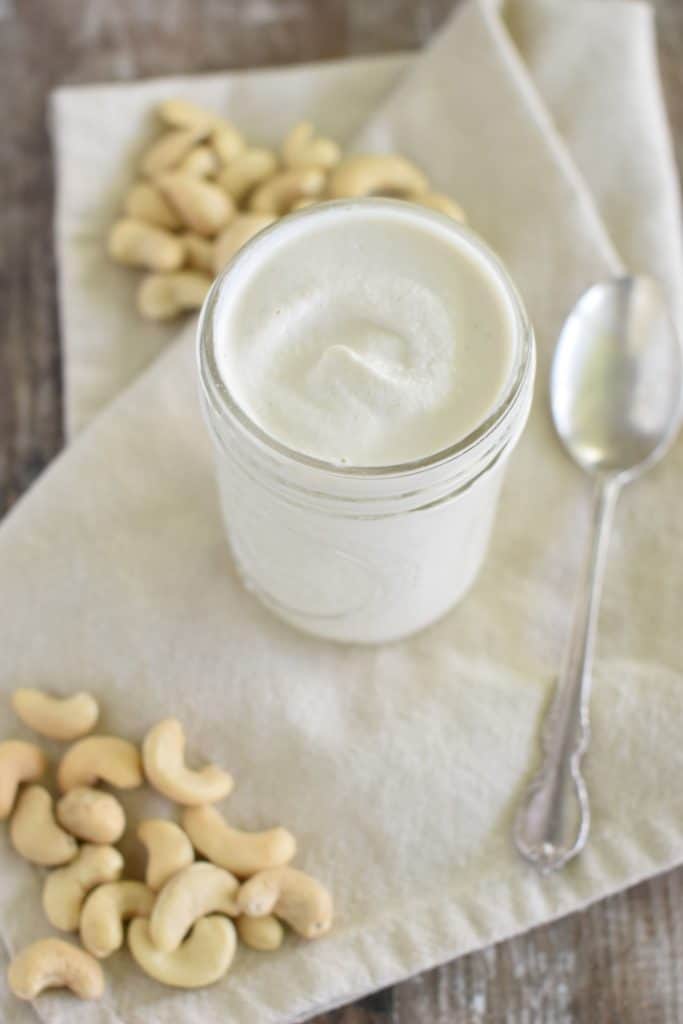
[551,276,682,479]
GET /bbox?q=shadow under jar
[197,199,535,644]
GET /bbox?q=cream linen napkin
[1,1,682,1021]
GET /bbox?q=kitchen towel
[1,0,682,1021]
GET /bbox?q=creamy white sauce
[201,201,534,642]
[213,202,516,467]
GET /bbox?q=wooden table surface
[2,1,682,1020]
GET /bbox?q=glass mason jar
[197,201,535,644]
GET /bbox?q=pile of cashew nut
[108,97,466,321]
[3,688,332,1002]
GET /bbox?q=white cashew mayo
[199,200,534,643]
[212,202,516,466]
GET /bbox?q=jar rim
[197,198,534,480]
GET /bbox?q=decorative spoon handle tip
[513,480,618,873]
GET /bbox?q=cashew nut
[123,181,181,230]
[289,197,317,212]
[210,123,245,166]
[158,173,234,236]
[130,916,236,989]
[416,192,466,222]
[8,938,104,1001]
[137,818,195,891]
[10,785,78,866]
[108,218,184,272]
[142,718,233,805]
[213,214,276,273]
[12,688,99,742]
[217,148,278,203]
[249,167,326,215]
[181,232,216,275]
[182,804,296,877]
[282,121,340,170]
[328,154,428,199]
[141,127,206,177]
[236,914,284,952]
[0,740,46,819]
[80,880,155,959]
[149,862,239,952]
[178,145,219,178]
[237,867,333,939]
[57,735,143,792]
[56,786,126,844]
[157,98,216,131]
[137,271,212,321]
[43,844,124,931]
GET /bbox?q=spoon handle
[514,478,619,873]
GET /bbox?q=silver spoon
[514,275,683,873]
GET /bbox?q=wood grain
[1,1,682,1020]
